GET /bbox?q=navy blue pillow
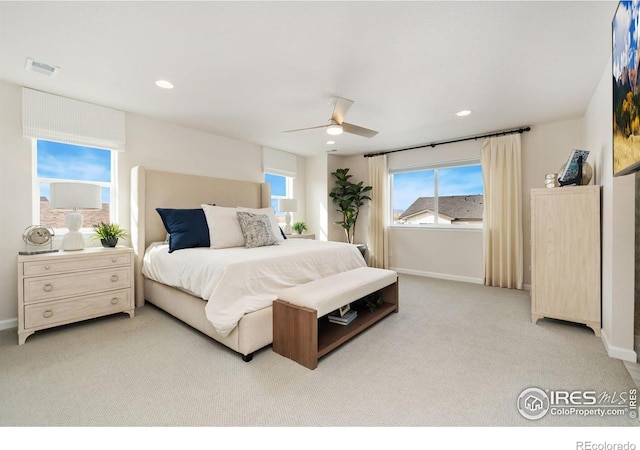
[156,208,210,253]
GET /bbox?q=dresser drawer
[23,267,131,303]
[24,289,132,329]
[22,253,131,276]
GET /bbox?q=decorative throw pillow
[201,204,245,249]
[238,206,285,242]
[156,208,210,253]
[236,212,279,248]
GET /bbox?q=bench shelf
[317,300,397,358]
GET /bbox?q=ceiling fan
[283,96,378,138]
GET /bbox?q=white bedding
[142,239,367,336]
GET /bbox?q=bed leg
[242,353,253,362]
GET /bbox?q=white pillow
[238,206,284,242]
[201,204,245,249]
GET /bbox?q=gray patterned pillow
[236,212,279,248]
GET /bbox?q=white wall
[0,79,310,328]
[0,81,32,328]
[584,58,637,362]
[305,152,328,240]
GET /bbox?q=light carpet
[0,274,637,428]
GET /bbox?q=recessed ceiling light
[155,80,174,89]
[326,140,336,145]
[456,110,471,117]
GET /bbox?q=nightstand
[286,233,315,240]
[17,246,135,345]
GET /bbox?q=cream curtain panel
[480,134,523,289]
[367,155,389,269]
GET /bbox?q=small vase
[101,238,118,248]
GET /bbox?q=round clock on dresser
[20,225,58,255]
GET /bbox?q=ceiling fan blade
[282,124,328,133]
[342,122,378,138]
[331,96,354,124]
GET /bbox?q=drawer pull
[111,258,117,263]
[43,283,53,292]
[110,297,119,305]
[44,265,51,270]
[110,275,119,282]
[42,309,53,318]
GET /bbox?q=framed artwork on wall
[613,0,640,176]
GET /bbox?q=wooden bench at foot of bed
[272,267,399,370]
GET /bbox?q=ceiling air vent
[24,57,60,77]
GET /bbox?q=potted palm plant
[291,221,307,234]
[329,168,372,245]
[92,222,127,248]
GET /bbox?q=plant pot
[101,238,118,248]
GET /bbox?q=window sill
[388,225,483,232]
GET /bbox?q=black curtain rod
[363,126,531,158]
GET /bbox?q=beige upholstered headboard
[130,166,271,306]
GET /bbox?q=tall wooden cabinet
[530,186,601,336]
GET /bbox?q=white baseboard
[0,317,17,331]
[390,267,483,285]
[601,328,638,363]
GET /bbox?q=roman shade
[22,87,126,151]
[263,146,297,177]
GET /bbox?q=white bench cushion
[278,267,397,317]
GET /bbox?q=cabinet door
[531,187,600,323]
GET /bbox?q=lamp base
[62,210,85,251]
[61,231,85,251]
[284,212,292,235]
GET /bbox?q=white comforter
[142,239,367,337]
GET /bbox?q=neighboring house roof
[40,199,110,229]
[399,195,484,221]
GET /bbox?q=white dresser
[286,233,315,240]
[530,186,601,336]
[17,246,135,344]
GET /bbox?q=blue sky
[613,0,638,80]
[392,165,484,211]
[37,140,111,203]
[39,141,482,213]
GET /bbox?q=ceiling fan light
[327,124,343,135]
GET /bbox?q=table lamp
[50,182,102,250]
[278,198,298,235]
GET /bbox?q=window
[265,173,293,224]
[391,162,484,227]
[34,140,114,229]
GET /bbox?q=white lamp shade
[278,198,298,213]
[50,182,102,210]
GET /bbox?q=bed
[130,166,366,361]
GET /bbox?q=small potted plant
[92,222,127,248]
[291,221,307,235]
